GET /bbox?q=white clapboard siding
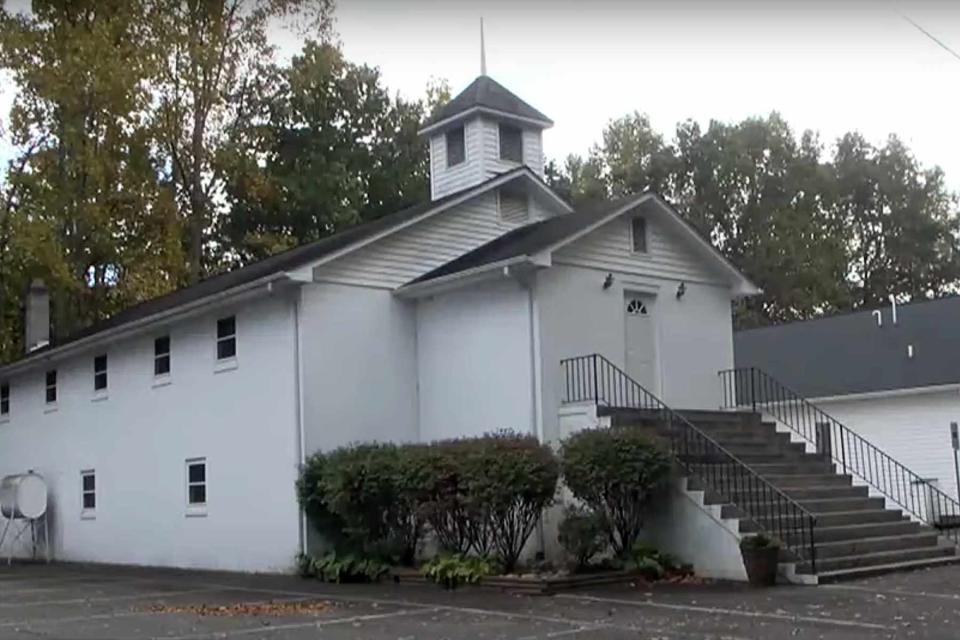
[499,192,529,225]
[315,191,526,289]
[522,129,545,177]
[430,119,485,199]
[554,215,720,284]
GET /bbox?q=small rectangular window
[81,470,96,512]
[187,458,206,506]
[446,126,465,166]
[45,370,57,404]
[631,217,648,253]
[94,354,108,391]
[0,382,8,416]
[216,316,236,361]
[499,124,523,163]
[155,336,171,376]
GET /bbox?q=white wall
[299,283,419,453]
[537,264,734,443]
[416,277,535,442]
[814,389,960,502]
[0,292,301,572]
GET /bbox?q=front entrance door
[625,295,658,393]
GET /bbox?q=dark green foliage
[296,452,348,550]
[626,543,685,580]
[560,428,672,556]
[296,551,390,583]
[461,432,560,572]
[421,554,494,589]
[417,440,478,555]
[740,533,780,550]
[557,506,607,571]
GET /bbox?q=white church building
[0,75,757,572]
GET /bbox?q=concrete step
[797,544,957,574]
[739,508,906,530]
[747,461,836,475]
[812,533,941,559]
[722,497,886,518]
[759,473,854,487]
[766,485,869,501]
[717,442,809,457]
[710,432,795,447]
[785,520,923,544]
[813,554,960,583]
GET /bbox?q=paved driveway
[1,563,960,638]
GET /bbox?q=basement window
[446,125,465,166]
[154,336,171,377]
[45,370,57,405]
[216,316,236,361]
[93,354,108,392]
[186,458,207,512]
[0,382,8,417]
[499,123,523,163]
[81,470,96,515]
[631,217,648,253]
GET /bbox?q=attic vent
[498,190,529,224]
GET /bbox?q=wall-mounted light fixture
[676,281,686,299]
[602,273,614,290]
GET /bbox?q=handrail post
[809,515,817,574]
[592,354,599,406]
[750,368,757,414]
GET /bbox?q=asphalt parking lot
[2,563,960,639]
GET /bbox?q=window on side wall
[93,354,108,392]
[45,370,57,405]
[631,217,648,253]
[446,125,465,166]
[0,382,8,417]
[81,470,96,515]
[216,316,236,361]
[186,458,207,510]
[155,336,171,377]
[499,123,523,163]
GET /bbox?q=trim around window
[185,458,207,516]
[631,216,648,254]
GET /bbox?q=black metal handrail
[562,354,818,572]
[720,367,960,540]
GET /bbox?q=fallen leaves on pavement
[141,599,335,617]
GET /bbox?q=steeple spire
[480,18,487,76]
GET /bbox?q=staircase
[606,407,959,582]
[561,355,960,583]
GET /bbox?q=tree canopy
[550,113,960,327]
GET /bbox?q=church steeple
[419,75,553,200]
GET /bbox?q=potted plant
[739,533,780,586]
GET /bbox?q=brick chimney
[25,279,50,353]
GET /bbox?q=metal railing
[563,354,818,572]
[720,367,960,539]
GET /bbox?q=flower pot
[741,545,779,586]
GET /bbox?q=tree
[0,0,185,350]
[149,0,335,280]
[219,42,442,265]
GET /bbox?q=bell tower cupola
[419,75,553,200]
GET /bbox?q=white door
[625,295,658,393]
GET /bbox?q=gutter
[0,272,296,377]
[393,256,534,298]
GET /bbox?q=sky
[1,0,959,190]
[320,0,960,189]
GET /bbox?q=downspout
[293,291,307,557]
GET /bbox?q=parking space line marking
[556,593,895,631]
[824,584,960,601]
[0,587,222,608]
[163,607,441,639]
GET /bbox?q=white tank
[0,473,47,519]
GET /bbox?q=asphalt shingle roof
[424,76,553,129]
[734,297,960,398]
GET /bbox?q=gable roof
[404,193,759,296]
[0,168,541,374]
[420,75,553,135]
[734,296,960,399]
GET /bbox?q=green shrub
[298,443,425,565]
[421,554,494,589]
[462,432,559,572]
[740,533,780,550]
[561,428,672,556]
[417,440,475,554]
[557,506,607,571]
[298,551,390,583]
